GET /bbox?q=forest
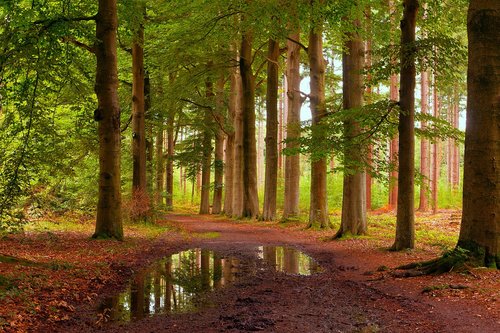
[0,0,498,332]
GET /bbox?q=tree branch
[286,36,308,52]
[61,36,95,54]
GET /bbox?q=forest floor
[0,211,499,332]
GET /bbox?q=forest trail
[52,214,498,333]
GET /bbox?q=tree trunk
[392,0,418,250]
[337,17,367,237]
[388,0,399,211]
[452,102,460,188]
[307,22,329,229]
[199,81,213,214]
[212,76,225,214]
[165,116,174,210]
[418,69,430,211]
[232,60,245,218]
[240,31,259,218]
[365,5,373,212]
[431,77,440,214]
[93,0,123,240]
[283,31,302,220]
[224,53,240,216]
[458,0,499,268]
[262,38,279,221]
[131,15,148,219]
[155,122,164,207]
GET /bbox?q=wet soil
[49,214,499,333]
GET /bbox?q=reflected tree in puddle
[99,246,322,322]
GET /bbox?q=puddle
[258,246,323,275]
[99,246,321,322]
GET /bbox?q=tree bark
[337,17,367,237]
[131,13,148,219]
[165,116,174,210]
[418,69,430,211]
[307,22,330,229]
[211,76,225,214]
[458,0,499,268]
[232,59,245,218]
[431,77,440,214]
[199,80,213,215]
[93,0,123,240]
[283,31,302,220]
[155,122,164,207]
[224,52,240,216]
[239,30,259,218]
[262,38,279,221]
[392,0,418,251]
[388,0,399,211]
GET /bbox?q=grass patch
[192,232,220,239]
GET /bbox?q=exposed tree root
[392,248,471,277]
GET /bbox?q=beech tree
[307,2,329,229]
[93,0,123,239]
[283,26,303,220]
[458,0,499,268]
[392,0,418,250]
[337,10,367,238]
[262,38,280,221]
[131,3,148,220]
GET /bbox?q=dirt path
[55,214,499,333]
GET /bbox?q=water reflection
[259,246,323,275]
[99,246,322,322]
[99,249,243,322]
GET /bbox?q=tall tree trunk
[257,110,264,188]
[199,81,213,214]
[392,0,418,251]
[307,21,329,229]
[155,122,164,207]
[452,101,460,188]
[165,116,174,210]
[278,82,284,175]
[431,77,440,213]
[262,38,279,221]
[131,15,148,218]
[93,0,123,240]
[240,31,259,218]
[232,61,245,218]
[283,31,302,220]
[388,0,399,211]
[365,5,373,211]
[224,54,240,216]
[418,69,430,211]
[337,16,367,237]
[458,0,499,268]
[212,76,225,215]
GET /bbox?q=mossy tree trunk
[93,0,123,240]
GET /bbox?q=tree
[392,0,418,250]
[283,29,302,220]
[93,0,123,240]
[307,4,329,229]
[239,28,259,219]
[211,75,226,214]
[262,38,279,221]
[131,4,148,220]
[337,12,367,238]
[457,0,499,268]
